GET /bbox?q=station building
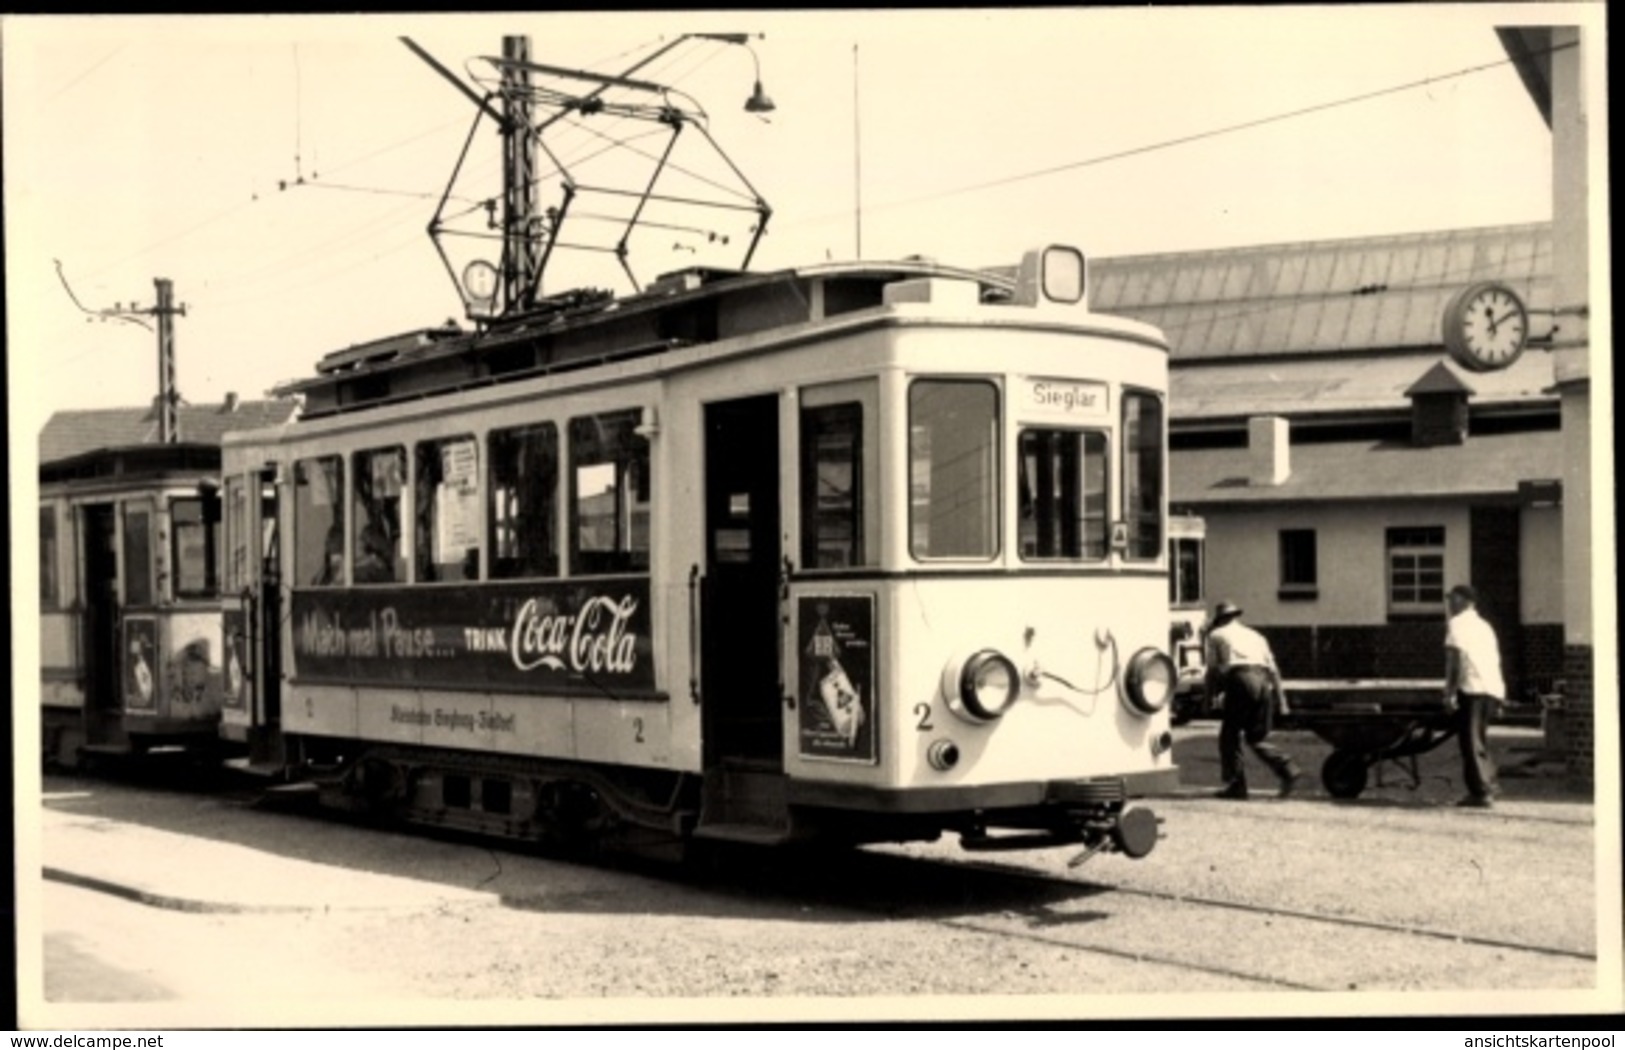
[1089,220,1567,706]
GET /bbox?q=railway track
[682,841,1597,993]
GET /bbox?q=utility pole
[53,262,188,443]
[152,277,185,443]
[500,35,542,313]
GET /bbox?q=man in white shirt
[1204,601,1301,800]
[1444,584,1505,808]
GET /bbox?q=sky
[3,6,1574,437]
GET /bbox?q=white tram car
[220,245,1181,859]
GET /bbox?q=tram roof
[275,259,1019,418]
[38,440,224,485]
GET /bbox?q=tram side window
[909,380,999,560]
[40,506,59,606]
[294,456,345,587]
[489,422,560,579]
[415,435,481,583]
[171,497,219,598]
[123,504,155,607]
[1018,429,1107,560]
[1122,391,1165,560]
[353,446,406,585]
[569,410,650,575]
[801,403,865,569]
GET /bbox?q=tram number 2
[632,717,645,744]
[913,703,934,732]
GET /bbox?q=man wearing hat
[1444,584,1504,808]
[1204,601,1301,799]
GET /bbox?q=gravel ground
[31,725,1612,1026]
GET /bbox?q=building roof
[1170,428,1564,505]
[39,396,299,466]
[1090,221,1553,361]
[1168,349,1556,424]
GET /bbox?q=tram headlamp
[949,649,1021,723]
[1124,647,1176,715]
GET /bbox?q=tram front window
[171,497,219,598]
[1123,391,1165,560]
[909,379,1000,560]
[1018,429,1107,560]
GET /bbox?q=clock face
[1445,281,1528,372]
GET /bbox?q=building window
[489,422,560,580]
[1122,391,1164,560]
[171,497,219,599]
[1279,529,1317,599]
[40,506,59,607]
[1387,525,1445,615]
[1018,428,1108,561]
[801,402,865,569]
[294,455,345,587]
[909,379,1000,560]
[570,410,650,575]
[415,436,481,583]
[353,446,406,585]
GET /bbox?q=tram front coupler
[1066,805,1162,867]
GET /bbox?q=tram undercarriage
[269,736,1163,863]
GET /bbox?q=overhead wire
[775,43,1571,237]
[58,36,1560,343]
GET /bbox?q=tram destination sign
[1019,377,1110,421]
[290,580,656,697]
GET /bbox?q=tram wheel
[1321,750,1370,800]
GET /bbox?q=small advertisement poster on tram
[289,579,655,697]
[797,595,877,763]
[123,618,158,711]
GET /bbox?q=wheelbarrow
[1281,680,1454,799]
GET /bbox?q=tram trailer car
[221,245,1181,860]
[40,443,232,769]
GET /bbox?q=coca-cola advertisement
[290,580,656,697]
[797,595,876,763]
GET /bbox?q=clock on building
[1442,280,1529,372]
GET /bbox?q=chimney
[222,391,240,413]
[1248,416,1291,486]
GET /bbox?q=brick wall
[1263,623,1447,680]
[1563,643,1594,788]
[1263,620,1559,699]
[1520,624,1566,698]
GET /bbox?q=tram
[217,244,1181,859]
[40,442,230,768]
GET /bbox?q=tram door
[81,504,123,744]
[253,475,284,745]
[701,395,783,767]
